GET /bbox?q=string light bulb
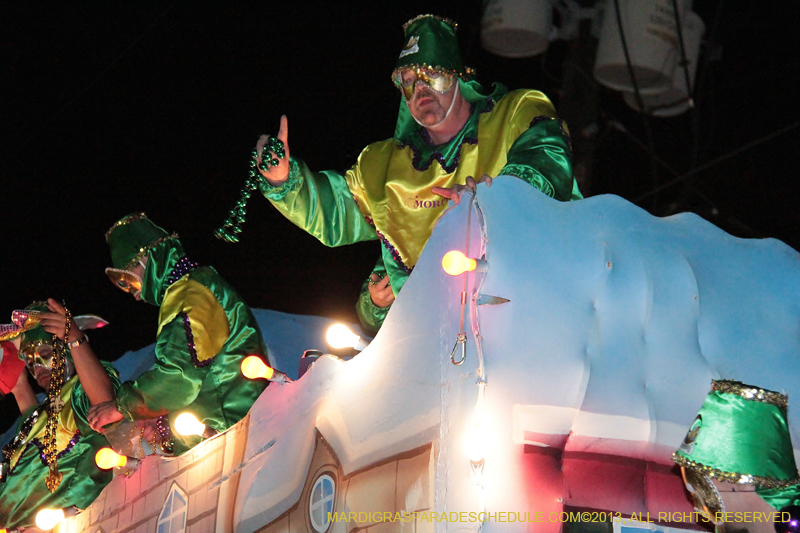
[95,447,140,473]
[35,508,65,531]
[464,423,487,465]
[326,324,369,351]
[95,448,127,469]
[442,251,487,276]
[174,413,216,438]
[241,356,289,383]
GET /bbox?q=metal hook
[450,332,467,365]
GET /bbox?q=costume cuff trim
[367,298,391,322]
[500,164,555,198]
[261,158,301,201]
[115,395,134,422]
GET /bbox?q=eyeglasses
[105,268,143,295]
[393,67,455,101]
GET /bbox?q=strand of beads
[43,308,70,493]
[215,137,285,243]
[1,406,42,477]
[155,415,175,455]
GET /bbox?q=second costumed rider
[88,213,272,451]
[0,304,120,530]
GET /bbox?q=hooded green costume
[259,15,581,332]
[0,307,121,530]
[105,214,268,449]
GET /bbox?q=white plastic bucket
[481,0,553,58]
[622,10,704,117]
[594,0,691,95]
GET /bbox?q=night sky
[1,1,798,431]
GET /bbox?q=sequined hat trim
[123,233,180,272]
[673,453,800,489]
[403,14,456,32]
[105,212,148,242]
[712,380,788,409]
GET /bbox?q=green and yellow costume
[260,15,581,332]
[106,214,268,448]
[0,329,120,529]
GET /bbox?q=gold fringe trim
[105,212,148,242]
[673,453,800,489]
[123,233,180,271]
[712,379,788,409]
[403,14,456,32]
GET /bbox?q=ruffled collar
[398,98,494,172]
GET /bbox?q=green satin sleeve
[71,361,122,435]
[116,318,207,420]
[260,157,378,247]
[500,118,582,202]
[356,257,391,335]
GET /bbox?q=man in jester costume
[674,380,800,533]
[0,302,119,530]
[217,14,582,333]
[87,213,273,450]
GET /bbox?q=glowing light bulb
[241,355,289,383]
[464,424,487,464]
[95,448,128,469]
[326,324,359,348]
[326,324,368,351]
[442,250,477,276]
[35,508,65,530]
[174,413,207,437]
[241,356,274,380]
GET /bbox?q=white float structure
[56,178,800,533]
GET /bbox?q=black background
[1,1,797,431]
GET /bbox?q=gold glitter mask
[20,340,56,374]
[394,67,454,101]
[682,467,725,524]
[105,267,143,295]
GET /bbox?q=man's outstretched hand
[255,115,291,187]
[87,400,124,433]
[431,174,492,205]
